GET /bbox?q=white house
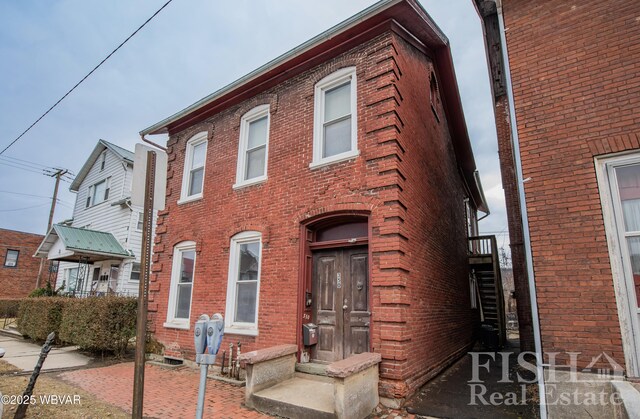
[35,140,164,296]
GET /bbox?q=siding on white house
[54,145,158,296]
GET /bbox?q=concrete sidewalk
[0,334,91,372]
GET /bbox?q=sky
[0,0,510,252]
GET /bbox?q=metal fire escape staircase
[469,235,507,347]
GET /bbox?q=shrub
[17,297,69,342]
[28,282,63,298]
[0,299,20,319]
[59,296,137,356]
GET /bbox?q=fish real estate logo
[468,351,625,407]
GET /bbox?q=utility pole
[35,168,68,289]
[132,151,156,419]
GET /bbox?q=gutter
[495,2,548,417]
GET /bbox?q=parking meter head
[193,314,210,355]
[206,313,224,355]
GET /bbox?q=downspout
[495,2,547,417]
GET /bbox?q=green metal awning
[34,224,134,263]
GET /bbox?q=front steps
[238,344,381,419]
[252,373,335,419]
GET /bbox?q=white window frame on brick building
[225,231,262,336]
[311,67,359,168]
[165,241,197,329]
[179,132,207,204]
[234,105,270,188]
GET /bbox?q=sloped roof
[69,139,134,192]
[34,224,133,262]
[140,0,488,213]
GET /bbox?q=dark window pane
[246,147,266,180]
[175,283,192,319]
[235,282,257,323]
[323,117,351,158]
[189,168,204,196]
[180,250,195,283]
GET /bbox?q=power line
[0,190,73,205]
[0,155,57,171]
[0,160,48,175]
[0,0,175,155]
[0,203,50,212]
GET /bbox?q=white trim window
[179,132,207,203]
[130,262,141,281]
[4,249,19,267]
[311,67,358,168]
[165,241,196,329]
[225,231,262,335]
[234,105,270,188]
[86,178,110,207]
[136,212,144,231]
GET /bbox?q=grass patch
[0,373,128,418]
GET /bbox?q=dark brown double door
[312,246,370,362]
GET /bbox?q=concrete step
[296,362,329,376]
[252,374,335,419]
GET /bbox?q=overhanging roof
[70,139,134,192]
[140,0,488,212]
[34,224,133,263]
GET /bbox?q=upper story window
[4,249,19,267]
[130,262,141,281]
[165,241,196,329]
[311,67,358,168]
[100,151,107,171]
[86,178,110,207]
[225,231,262,335]
[234,105,270,188]
[180,132,207,203]
[136,212,143,231]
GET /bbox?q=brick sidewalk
[59,362,267,419]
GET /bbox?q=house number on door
[336,273,342,289]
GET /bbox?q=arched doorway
[299,212,370,362]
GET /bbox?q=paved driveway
[60,362,267,419]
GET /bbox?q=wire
[0,160,48,175]
[0,203,50,212]
[0,0,175,155]
[0,155,57,171]
[0,190,73,205]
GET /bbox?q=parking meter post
[195,363,208,419]
[195,313,224,419]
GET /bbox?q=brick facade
[493,0,640,369]
[147,6,485,401]
[0,228,44,299]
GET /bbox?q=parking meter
[206,313,224,355]
[194,314,210,356]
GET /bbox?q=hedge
[17,296,137,356]
[59,296,137,356]
[17,297,68,342]
[0,299,20,318]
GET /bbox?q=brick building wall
[149,28,478,399]
[0,228,44,299]
[501,0,640,368]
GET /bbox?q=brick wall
[0,228,44,299]
[502,0,640,368]
[149,28,477,399]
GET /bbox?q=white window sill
[177,194,203,205]
[309,150,359,170]
[163,320,190,330]
[224,325,258,336]
[233,176,267,190]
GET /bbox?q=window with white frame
[100,151,107,171]
[311,67,358,168]
[86,178,110,207]
[180,133,207,202]
[234,105,270,188]
[136,212,144,231]
[165,241,196,329]
[225,231,262,335]
[4,249,19,267]
[130,262,141,281]
[66,267,79,292]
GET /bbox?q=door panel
[312,247,369,361]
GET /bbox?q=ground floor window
[165,241,196,329]
[225,231,262,336]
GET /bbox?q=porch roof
[34,224,134,263]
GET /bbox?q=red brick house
[142,0,492,409]
[0,228,44,299]
[476,0,640,414]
